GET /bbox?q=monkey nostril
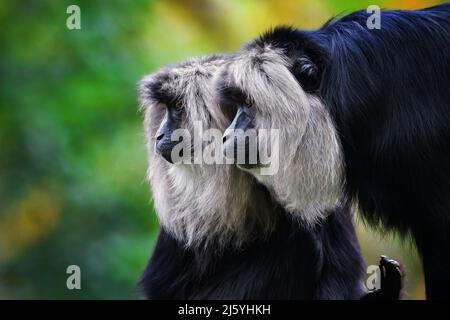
[161,151,173,164]
[156,133,164,141]
[222,135,228,143]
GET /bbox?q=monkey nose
[155,140,174,164]
[156,132,164,141]
[160,151,173,164]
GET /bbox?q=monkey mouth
[237,163,264,170]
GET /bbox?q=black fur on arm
[313,201,366,299]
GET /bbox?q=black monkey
[220,4,449,299]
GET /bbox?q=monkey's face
[139,55,277,248]
[140,56,231,166]
[218,27,344,224]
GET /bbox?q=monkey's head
[139,55,277,249]
[218,27,344,225]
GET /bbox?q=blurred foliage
[0,0,444,299]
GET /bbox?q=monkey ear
[292,55,322,92]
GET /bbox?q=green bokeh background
[0,0,444,299]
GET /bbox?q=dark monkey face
[154,99,183,163]
[139,55,231,166]
[219,86,259,169]
[140,77,190,165]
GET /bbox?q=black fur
[140,200,367,299]
[252,4,450,299]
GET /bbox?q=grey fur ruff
[218,45,345,226]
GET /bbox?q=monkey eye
[245,96,254,107]
[169,100,184,116]
[228,87,252,107]
[175,100,183,110]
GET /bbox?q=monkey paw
[361,255,403,300]
[379,255,403,299]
